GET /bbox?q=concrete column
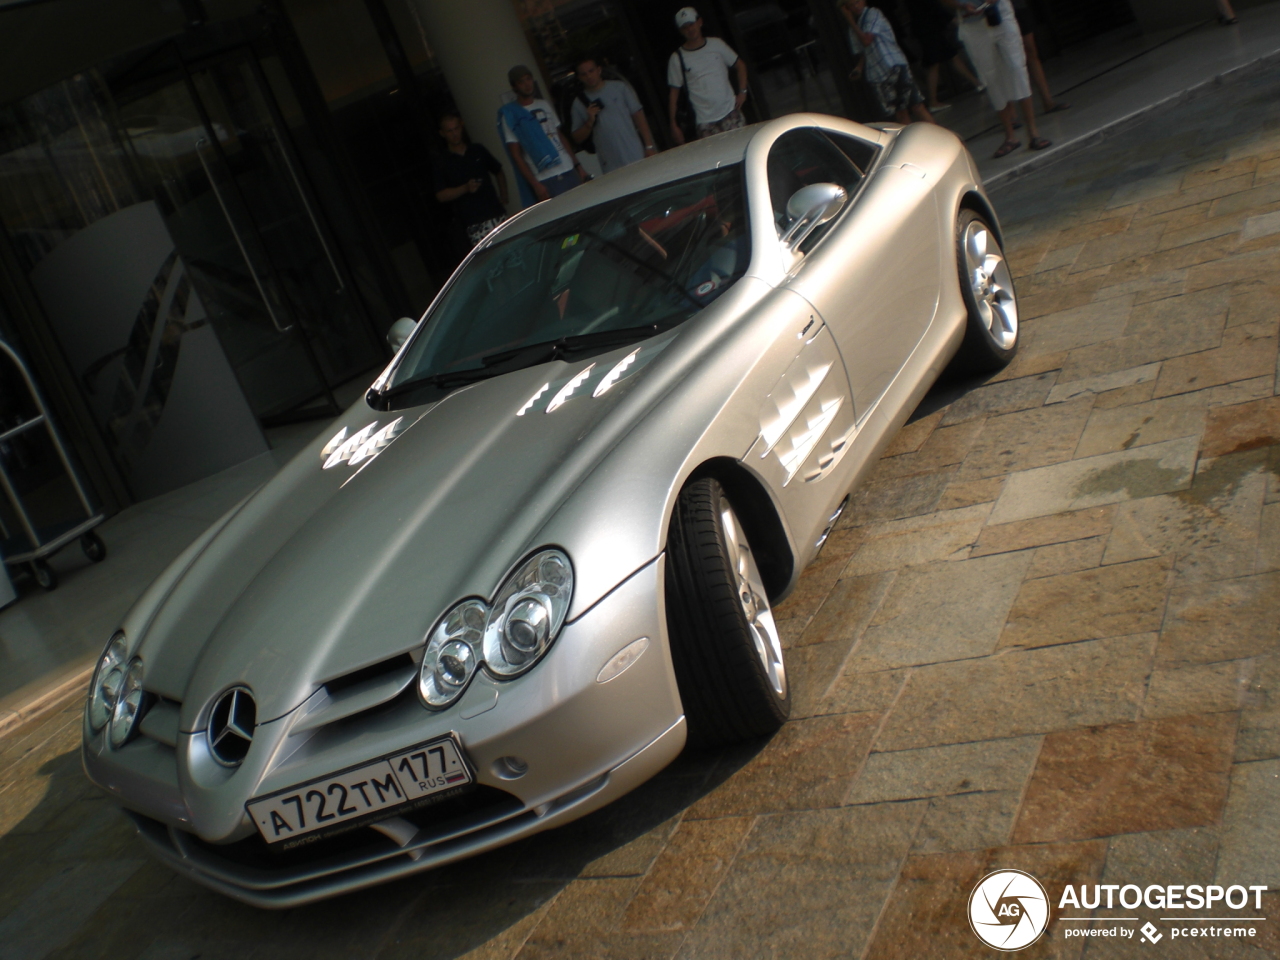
[409,0,543,209]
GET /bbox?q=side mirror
[781,183,847,251]
[387,317,417,352]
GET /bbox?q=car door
[774,127,942,419]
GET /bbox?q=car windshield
[383,165,749,401]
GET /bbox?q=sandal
[1029,136,1052,150]
[1219,15,1238,24]
[1046,101,1071,113]
[993,139,1021,159]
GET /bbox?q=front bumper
[86,556,686,906]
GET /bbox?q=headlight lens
[419,599,485,708]
[483,550,572,677]
[87,632,127,732]
[109,658,146,748]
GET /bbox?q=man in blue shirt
[840,0,937,126]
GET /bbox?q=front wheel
[665,478,790,748]
[953,208,1019,374]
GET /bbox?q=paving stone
[1045,363,1160,405]
[1159,211,1247,250]
[846,468,956,524]
[864,842,1106,960]
[1021,299,1134,356]
[1225,278,1280,327]
[956,399,1095,482]
[988,435,1198,524]
[1186,245,1280,293]
[795,571,893,648]
[787,638,862,719]
[847,735,1041,804]
[771,525,863,622]
[910,790,1022,855]
[1010,714,1237,844]
[939,373,1056,426]
[818,665,907,719]
[1027,537,1107,579]
[1054,216,1136,248]
[0,859,144,960]
[385,880,560,960]
[1242,208,1280,240]
[937,476,1004,510]
[986,348,1068,384]
[1073,393,1207,459]
[870,419,985,481]
[685,713,880,819]
[1073,225,1165,272]
[1058,306,1226,381]
[841,504,990,578]
[1237,656,1280,762]
[875,635,1154,752]
[1210,178,1280,218]
[1154,321,1280,398]
[676,804,924,960]
[1092,378,1158,409]
[1201,395,1280,458]
[1001,557,1172,651]
[620,817,752,932]
[847,553,1032,671]
[881,410,942,457]
[1215,759,1280,888]
[1143,661,1252,720]
[1159,572,1280,667]
[1260,501,1280,573]
[1089,268,1187,306]
[1033,242,1083,274]
[1101,466,1268,574]
[973,505,1115,557]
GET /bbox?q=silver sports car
[82,113,1019,907]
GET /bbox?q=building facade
[0,0,1152,522]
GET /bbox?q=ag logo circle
[968,869,1050,951]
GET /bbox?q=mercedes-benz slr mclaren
[83,113,1020,906]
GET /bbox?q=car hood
[137,337,683,732]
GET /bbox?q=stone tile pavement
[3,68,1280,960]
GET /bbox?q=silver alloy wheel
[963,220,1018,349]
[718,496,787,699]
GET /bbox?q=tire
[81,532,107,563]
[953,208,1019,374]
[31,560,56,591]
[665,478,790,748]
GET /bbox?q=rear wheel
[953,209,1019,373]
[665,478,790,747]
[30,560,56,591]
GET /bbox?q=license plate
[247,736,472,845]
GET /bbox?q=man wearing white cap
[667,7,748,144]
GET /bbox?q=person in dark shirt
[433,114,509,248]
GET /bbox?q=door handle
[195,138,294,333]
[270,127,346,294]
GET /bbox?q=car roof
[484,124,761,243]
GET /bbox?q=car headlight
[418,549,573,707]
[419,599,485,708]
[87,632,127,732]
[483,550,572,678]
[109,658,146,748]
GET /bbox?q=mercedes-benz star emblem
[207,687,256,766]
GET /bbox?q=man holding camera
[570,56,657,174]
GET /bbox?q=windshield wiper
[377,365,502,401]
[479,323,667,369]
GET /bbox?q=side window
[826,132,880,178]
[767,128,862,249]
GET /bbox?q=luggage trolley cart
[0,340,105,591]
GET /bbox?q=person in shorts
[667,7,749,144]
[1011,1,1068,114]
[840,0,936,125]
[570,56,657,173]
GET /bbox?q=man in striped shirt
[841,0,937,126]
